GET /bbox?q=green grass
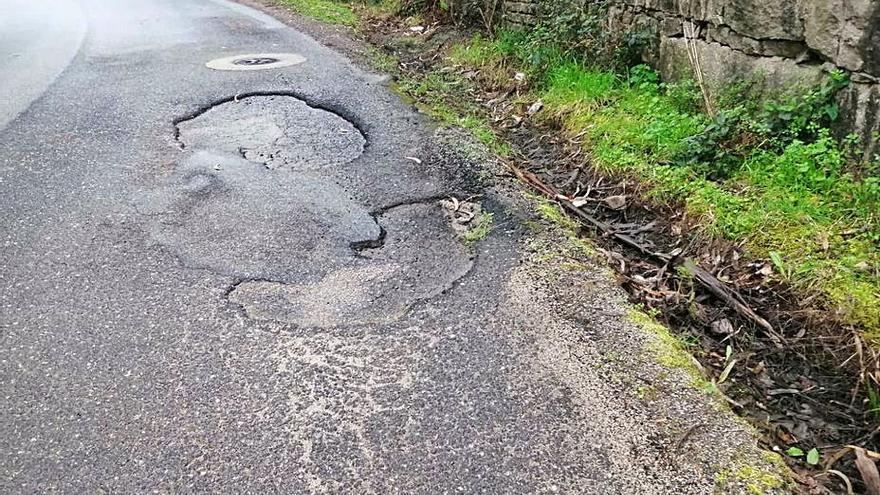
[463,212,495,245]
[278,0,359,26]
[536,67,880,339]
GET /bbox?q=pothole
[227,201,474,328]
[176,95,365,171]
[205,53,306,71]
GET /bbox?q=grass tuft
[463,211,494,245]
[278,0,359,26]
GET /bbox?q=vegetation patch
[715,451,791,495]
[629,308,717,395]
[536,66,880,340]
[276,0,359,25]
[463,211,494,245]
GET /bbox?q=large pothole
[141,96,474,327]
[227,202,474,328]
[176,95,365,171]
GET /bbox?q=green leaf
[825,104,839,121]
[786,447,804,457]
[806,448,820,465]
[725,345,733,363]
[769,251,785,273]
[718,359,737,384]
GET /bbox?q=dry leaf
[855,261,872,272]
[718,359,737,384]
[604,195,627,210]
[571,196,590,208]
[855,447,880,495]
[826,469,854,495]
[527,100,544,115]
[818,232,830,252]
[710,319,735,335]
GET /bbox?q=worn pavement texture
[0,0,788,493]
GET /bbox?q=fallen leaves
[855,447,880,495]
[603,194,627,210]
[526,100,544,115]
[710,318,735,336]
[440,196,481,233]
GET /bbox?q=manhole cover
[206,53,306,71]
[233,57,280,66]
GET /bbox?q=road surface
[0,1,775,493]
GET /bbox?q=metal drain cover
[206,53,306,71]
[233,57,280,66]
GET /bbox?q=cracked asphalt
[0,1,783,493]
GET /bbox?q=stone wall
[502,0,880,157]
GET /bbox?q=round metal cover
[233,56,280,66]
[206,53,306,71]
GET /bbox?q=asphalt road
[0,1,754,493]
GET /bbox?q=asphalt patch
[133,150,381,283]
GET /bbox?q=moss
[528,197,601,261]
[628,309,718,394]
[636,384,658,401]
[534,199,578,230]
[561,261,588,271]
[567,237,598,257]
[521,219,544,232]
[714,452,790,495]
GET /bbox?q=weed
[754,71,850,144]
[463,211,494,245]
[279,0,359,25]
[867,381,880,422]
